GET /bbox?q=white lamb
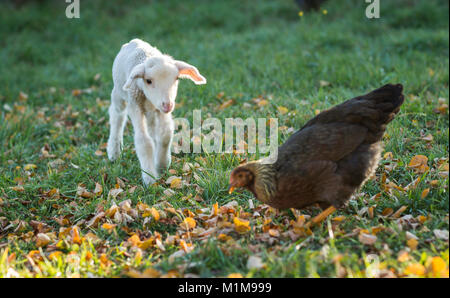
[107,38,206,185]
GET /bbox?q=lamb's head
[123,55,206,113]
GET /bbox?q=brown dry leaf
[358,233,377,245]
[319,80,331,87]
[392,206,407,218]
[108,187,123,199]
[72,89,82,97]
[381,208,394,217]
[420,134,433,142]
[368,206,374,219]
[268,229,280,237]
[76,184,94,199]
[10,186,25,192]
[105,203,119,218]
[35,233,51,247]
[94,150,104,156]
[94,182,103,196]
[408,155,429,173]
[433,229,449,240]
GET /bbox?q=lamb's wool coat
[107,39,206,185]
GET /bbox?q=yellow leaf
[24,164,37,171]
[368,206,374,219]
[431,257,447,275]
[233,217,251,234]
[407,238,418,250]
[102,223,116,230]
[332,216,346,222]
[170,178,182,189]
[277,106,289,115]
[48,251,62,261]
[404,263,426,276]
[71,226,82,244]
[212,202,219,216]
[257,100,269,107]
[218,99,234,110]
[227,273,243,278]
[421,188,430,199]
[128,234,141,247]
[180,217,196,230]
[383,152,393,160]
[418,215,427,224]
[397,251,410,262]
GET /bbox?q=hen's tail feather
[301,84,405,144]
[359,83,404,143]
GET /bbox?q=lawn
[0,0,448,278]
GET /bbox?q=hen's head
[228,165,255,194]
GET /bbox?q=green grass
[0,0,448,277]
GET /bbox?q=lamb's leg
[155,118,174,174]
[107,87,128,161]
[156,130,173,174]
[128,102,157,186]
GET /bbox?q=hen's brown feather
[232,84,404,210]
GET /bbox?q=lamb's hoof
[107,142,121,161]
[142,174,156,186]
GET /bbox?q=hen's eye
[146,79,152,84]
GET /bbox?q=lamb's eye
[146,79,152,84]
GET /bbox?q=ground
[0,0,448,277]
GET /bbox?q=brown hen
[229,84,404,223]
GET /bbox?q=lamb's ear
[123,63,145,91]
[175,61,207,85]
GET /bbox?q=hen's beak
[228,184,236,194]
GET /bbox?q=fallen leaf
[359,233,377,245]
[277,106,289,115]
[404,263,426,276]
[24,164,37,171]
[234,217,251,234]
[433,229,449,240]
[180,217,196,230]
[421,188,430,199]
[35,233,51,247]
[247,256,265,270]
